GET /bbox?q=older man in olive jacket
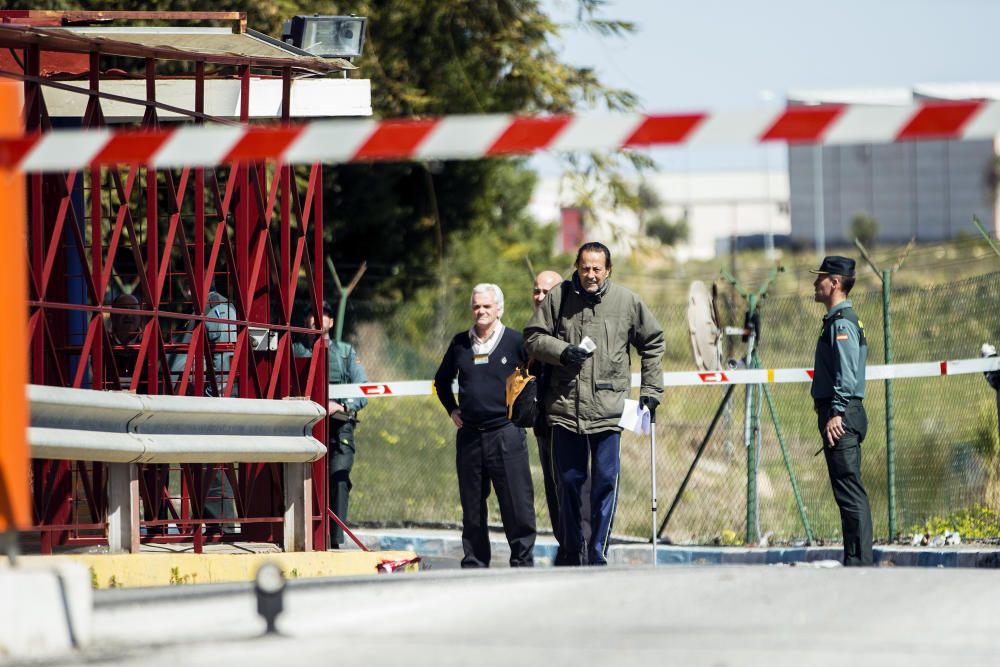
[524,242,664,565]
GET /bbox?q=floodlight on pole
[282,15,367,60]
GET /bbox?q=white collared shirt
[469,322,505,357]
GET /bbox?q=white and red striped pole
[1,100,998,172]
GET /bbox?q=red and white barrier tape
[331,356,1000,400]
[3,101,999,172]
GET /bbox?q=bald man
[531,270,590,564]
[533,270,562,308]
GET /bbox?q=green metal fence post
[760,381,814,543]
[327,258,367,343]
[973,216,1000,259]
[883,268,897,540]
[723,266,783,546]
[745,294,758,544]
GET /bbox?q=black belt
[813,396,862,411]
[464,421,509,432]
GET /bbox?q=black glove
[560,345,591,366]
[639,395,660,419]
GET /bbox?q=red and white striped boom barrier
[2,101,999,172]
[332,356,1000,400]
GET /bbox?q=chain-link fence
[337,270,1000,545]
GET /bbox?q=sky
[536,0,1000,173]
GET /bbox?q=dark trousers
[329,420,355,547]
[552,426,621,566]
[141,464,171,534]
[817,399,873,567]
[535,423,591,564]
[203,465,236,534]
[456,423,536,567]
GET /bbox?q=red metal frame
[9,13,330,553]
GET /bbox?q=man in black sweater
[434,283,536,567]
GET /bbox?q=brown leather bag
[505,363,537,427]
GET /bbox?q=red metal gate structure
[0,11,349,553]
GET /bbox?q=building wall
[789,139,996,246]
[529,170,790,260]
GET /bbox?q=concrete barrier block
[0,559,92,660]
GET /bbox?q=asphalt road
[43,565,1000,667]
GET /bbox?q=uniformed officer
[810,255,873,566]
[294,300,368,548]
[166,288,239,533]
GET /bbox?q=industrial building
[788,84,1000,249]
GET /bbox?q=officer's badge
[501,356,508,365]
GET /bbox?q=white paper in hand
[579,336,597,354]
[618,398,651,435]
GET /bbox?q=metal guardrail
[27,385,327,553]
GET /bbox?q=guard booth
[0,10,372,552]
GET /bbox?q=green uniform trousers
[329,420,355,547]
[817,398,873,566]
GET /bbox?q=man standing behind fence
[810,255,873,567]
[295,300,368,548]
[434,283,535,567]
[525,242,664,566]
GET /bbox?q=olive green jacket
[524,278,665,433]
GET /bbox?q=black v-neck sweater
[434,327,527,429]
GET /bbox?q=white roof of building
[787,82,1000,105]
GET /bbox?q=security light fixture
[255,562,286,635]
[282,15,367,60]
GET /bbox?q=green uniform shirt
[293,336,368,413]
[811,299,867,415]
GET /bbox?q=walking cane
[649,407,657,568]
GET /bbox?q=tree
[631,179,688,247]
[851,212,879,249]
[317,0,640,301]
[646,215,689,247]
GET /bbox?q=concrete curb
[354,529,1000,568]
[11,550,419,589]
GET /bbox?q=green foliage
[909,505,1000,540]
[971,400,999,459]
[168,566,196,585]
[352,397,470,526]
[318,0,641,305]
[717,529,743,546]
[383,196,561,373]
[636,182,662,211]
[851,212,879,249]
[647,215,690,246]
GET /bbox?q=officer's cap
[809,255,856,277]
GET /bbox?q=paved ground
[349,526,1000,569]
[31,564,1000,667]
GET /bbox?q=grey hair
[470,283,504,318]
